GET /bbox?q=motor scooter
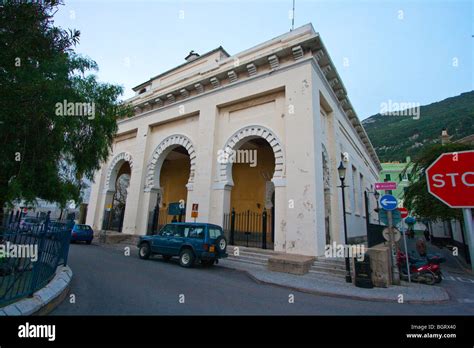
[397,250,442,285]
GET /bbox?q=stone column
[209,182,232,226]
[86,168,104,230]
[325,107,343,244]
[184,183,194,221]
[141,188,160,234]
[99,189,115,230]
[185,103,217,223]
[281,63,321,256]
[122,126,149,235]
[272,178,287,252]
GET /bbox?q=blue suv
[138,223,228,267]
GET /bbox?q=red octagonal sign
[426,150,474,208]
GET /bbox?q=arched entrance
[144,135,196,234]
[219,125,285,250]
[157,146,190,227]
[102,152,133,232]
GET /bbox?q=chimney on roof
[185,50,200,62]
[441,128,450,145]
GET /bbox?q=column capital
[212,182,234,191]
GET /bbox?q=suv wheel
[215,236,227,252]
[179,249,195,268]
[139,243,151,260]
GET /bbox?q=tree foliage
[0,0,132,214]
[403,143,474,222]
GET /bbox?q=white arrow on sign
[381,198,397,206]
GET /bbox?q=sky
[53,0,473,120]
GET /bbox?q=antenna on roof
[291,0,295,31]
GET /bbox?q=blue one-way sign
[380,194,398,211]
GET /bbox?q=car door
[187,225,206,254]
[167,225,185,256]
[152,224,175,254]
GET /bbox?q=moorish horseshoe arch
[104,152,134,193]
[144,134,196,191]
[218,125,285,186]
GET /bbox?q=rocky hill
[362,91,474,162]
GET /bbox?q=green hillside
[362,91,474,162]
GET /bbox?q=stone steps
[309,267,347,277]
[225,246,348,277]
[226,246,270,266]
[226,245,280,256]
[311,258,346,276]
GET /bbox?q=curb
[0,266,72,316]
[219,262,450,304]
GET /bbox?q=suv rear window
[209,228,223,239]
[188,227,205,239]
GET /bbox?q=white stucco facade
[86,24,381,257]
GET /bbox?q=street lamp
[337,161,352,283]
[374,191,380,225]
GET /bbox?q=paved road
[402,237,474,305]
[51,243,474,315]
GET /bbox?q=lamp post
[374,191,380,225]
[337,161,352,283]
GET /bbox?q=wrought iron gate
[223,208,273,249]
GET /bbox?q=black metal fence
[223,209,273,249]
[0,223,71,307]
[102,207,125,232]
[147,207,185,235]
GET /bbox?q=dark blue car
[71,224,94,244]
[138,223,227,267]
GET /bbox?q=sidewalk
[218,258,449,304]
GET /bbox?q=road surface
[51,243,474,315]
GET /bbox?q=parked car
[137,223,228,267]
[71,224,94,244]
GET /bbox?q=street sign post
[380,194,400,285]
[379,209,401,226]
[398,207,408,219]
[191,203,199,222]
[399,216,411,283]
[383,227,401,242]
[426,150,474,271]
[375,182,397,191]
[426,150,474,208]
[379,194,398,211]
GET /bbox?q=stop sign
[426,150,474,208]
[398,207,408,219]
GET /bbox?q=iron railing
[223,208,273,249]
[148,208,184,235]
[0,223,71,307]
